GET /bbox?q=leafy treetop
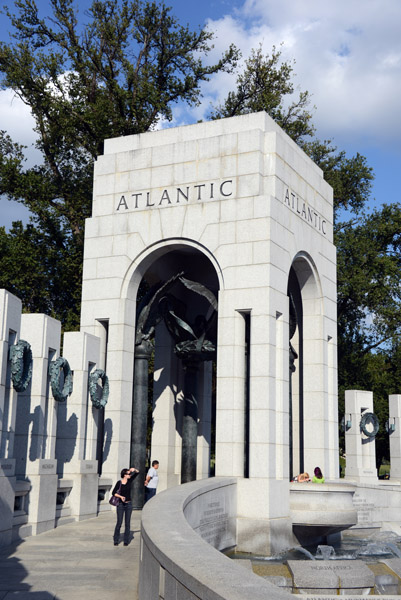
[210,45,374,224]
[0,0,238,328]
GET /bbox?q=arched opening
[288,266,303,480]
[128,243,220,507]
[287,254,323,480]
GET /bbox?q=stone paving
[0,510,141,600]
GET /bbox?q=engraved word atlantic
[284,188,327,236]
[116,179,233,212]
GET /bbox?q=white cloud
[0,90,38,229]
[197,0,401,149]
[0,88,40,166]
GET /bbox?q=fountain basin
[290,482,357,544]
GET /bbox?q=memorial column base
[64,460,99,521]
[27,459,58,536]
[236,516,295,555]
[0,459,16,547]
[236,478,293,554]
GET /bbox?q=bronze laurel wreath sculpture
[49,357,73,402]
[89,368,109,409]
[360,412,379,438]
[9,340,33,392]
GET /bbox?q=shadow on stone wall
[154,364,184,438]
[55,403,78,476]
[102,418,113,465]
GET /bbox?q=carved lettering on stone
[115,179,233,212]
[283,187,327,236]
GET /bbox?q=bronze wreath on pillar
[89,368,109,409]
[9,339,33,392]
[360,412,379,438]
[49,357,73,402]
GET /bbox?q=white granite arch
[120,237,225,302]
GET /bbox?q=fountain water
[355,542,400,558]
[291,546,316,560]
[230,531,401,595]
[383,542,401,558]
[316,544,336,559]
[231,535,401,563]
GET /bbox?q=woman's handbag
[109,483,121,506]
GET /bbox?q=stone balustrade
[139,476,291,600]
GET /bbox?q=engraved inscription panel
[352,493,376,523]
[198,501,229,546]
[183,484,236,552]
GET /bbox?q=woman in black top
[112,467,139,546]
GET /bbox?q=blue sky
[1,0,400,229]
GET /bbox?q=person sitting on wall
[312,466,325,483]
[292,472,310,482]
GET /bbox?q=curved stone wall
[139,477,290,600]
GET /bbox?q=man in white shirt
[144,460,159,504]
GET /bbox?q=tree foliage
[337,205,401,356]
[0,0,237,327]
[210,46,375,221]
[336,204,401,465]
[0,219,82,330]
[209,45,315,144]
[301,140,374,225]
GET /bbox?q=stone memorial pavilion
[0,111,340,553]
[82,110,338,552]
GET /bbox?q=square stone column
[98,318,136,480]
[16,313,61,535]
[152,323,181,491]
[217,287,294,555]
[389,394,401,481]
[197,361,212,480]
[215,308,247,478]
[59,331,101,520]
[61,331,101,464]
[0,289,22,460]
[0,292,23,544]
[273,309,290,481]
[344,390,378,483]
[302,311,337,479]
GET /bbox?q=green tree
[336,204,401,467]
[337,205,401,361]
[209,45,315,144]
[0,219,82,330]
[210,45,374,220]
[302,140,373,227]
[0,0,237,328]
